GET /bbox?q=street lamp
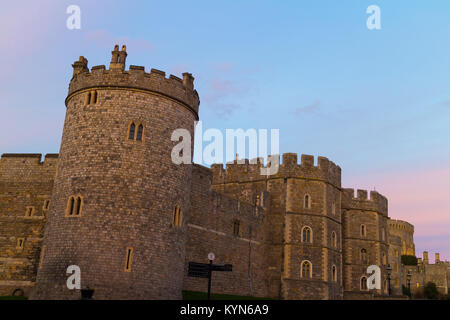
[407,270,412,299]
[386,264,392,296]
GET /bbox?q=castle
[0,45,448,299]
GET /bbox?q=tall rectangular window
[17,238,25,250]
[25,206,34,217]
[124,247,133,272]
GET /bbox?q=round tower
[32,45,199,299]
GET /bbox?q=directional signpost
[187,252,233,300]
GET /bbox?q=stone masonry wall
[0,154,57,296]
[183,164,269,298]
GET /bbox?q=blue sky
[1,0,449,260]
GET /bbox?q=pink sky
[344,161,450,262]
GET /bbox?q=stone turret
[32,45,200,299]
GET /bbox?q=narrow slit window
[129,123,136,140]
[136,124,143,141]
[233,220,240,236]
[17,238,24,250]
[361,224,367,238]
[332,265,337,282]
[75,197,82,215]
[304,194,311,209]
[69,197,75,215]
[93,91,98,104]
[25,207,34,217]
[173,206,182,227]
[125,247,133,272]
[86,92,91,105]
[43,200,50,210]
[332,231,337,248]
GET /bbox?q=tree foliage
[423,282,439,300]
[401,255,418,266]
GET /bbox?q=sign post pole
[207,259,212,300]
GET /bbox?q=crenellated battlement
[388,219,414,233]
[211,153,341,187]
[0,153,58,181]
[341,188,388,215]
[67,45,200,118]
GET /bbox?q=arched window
[361,276,368,291]
[128,123,136,140]
[332,265,337,282]
[301,260,312,278]
[66,195,83,217]
[331,231,337,248]
[304,194,311,209]
[360,224,367,238]
[173,205,182,227]
[360,248,367,263]
[381,228,386,241]
[331,202,336,215]
[136,124,144,141]
[302,226,312,243]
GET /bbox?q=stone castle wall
[341,188,390,298]
[183,164,269,298]
[211,153,343,300]
[0,154,57,296]
[388,219,415,256]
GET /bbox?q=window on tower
[301,260,312,278]
[128,123,136,140]
[304,194,311,209]
[127,122,144,141]
[332,231,337,248]
[361,276,368,291]
[233,220,240,236]
[66,195,83,217]
[173,205,183,227]
[360,224,367,238]
[136,124,144,141]
[361,248,368,263]
[302,226,312,243]
[124,247,133,272]
[332,265,337,282]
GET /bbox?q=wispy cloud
[294,100,320,115]
[202,77,251,118]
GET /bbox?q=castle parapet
[388,219,415,234]
[67,45,199,118]
[341,188,388,215]
[0,153,58,181]
[211,153,341,187]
